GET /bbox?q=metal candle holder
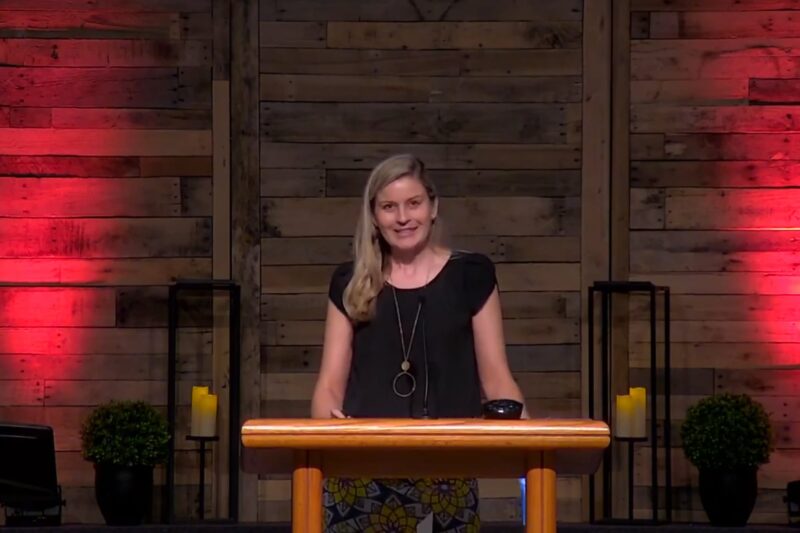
[587,280,672,524]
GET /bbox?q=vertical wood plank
[212,0,233,520]
[231,0,260,520]
[610,0,632,518]
[581,0,612,520]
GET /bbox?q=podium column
[527,451,557,533]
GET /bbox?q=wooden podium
[242,418,609,533]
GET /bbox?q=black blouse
[328,251,497,419]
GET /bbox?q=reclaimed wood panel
[260,0,583,21]
[632,105,800,133]
[261,142,581,170]
[650,11,800,39]
[0,11,212,40]
[326,169,581,197]
[631,160,800,188]
[260,74,583,103]
[0,0,212,11]
[0,177,181,217]
[631,0,800,11]
[0,39,211,68]
[260,48,581,76]
[325,22,582,50]
[0,129,211,156]
[631,79,749,104]
[0,68,192,108]
[262,102,577,143]
[0,258,210,284]
[0,218,211,258]
[52,108,211,129]
[262,197,578,237]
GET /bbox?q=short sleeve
[463,253,497,315]
[328,262,353,315]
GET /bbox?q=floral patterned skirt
[323,477,480,533]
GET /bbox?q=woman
[311,154,528,532]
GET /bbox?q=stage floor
[1,524,797,532]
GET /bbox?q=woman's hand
[331,408,349,419]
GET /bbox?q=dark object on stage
[482,399,523,419]
[95,464,154,526]
[699,468,757,527]
[786,480,800,526]
[0,423,64,526]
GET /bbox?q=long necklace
[391,287,421,398]
[389,258,431,399]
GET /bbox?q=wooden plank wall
[258,0,585,524]
[630,0,800,523]
[0,0,218,523]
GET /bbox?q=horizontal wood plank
[262,197,578,237]
[326,169,581,197]
[631,229,800,254]
[262,102,577,143]
[52,108,211,129]
[0,11,212,40]
[631,160,800,188]
[0,67,196,108]
[0,288,115,327]
[261,142,581,170]
[0,258,210,284]
[0,217,210,258]
[260,74,582,103]
[0,155,139,176]
[0,327,210,356]
[259,22,326,48]
[631,79,748,104]
[664,188,800,229]
[0,39,211,67]
[631,318,800,342]
[631,272,800,295]
[0,0,211,11]
[0,177,180,217]
[260,168,324,197]
[632,249,800,273]
[260,0,582,21]
[650,11,800,39]
[260,48,581,76]
[0,129,211,156]
[631,0,800,11]
[325,22,582,50]
[630,342,800,369]
[632,105,800,133]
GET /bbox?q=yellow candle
[615,394,634,438]
[196,393,218,437]
[630,387,647,438]
[190,386,209,436]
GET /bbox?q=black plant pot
[699,468,758,527]
[95,464,154,526]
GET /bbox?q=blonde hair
[343,154,441,322]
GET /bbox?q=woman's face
[373,175,437,255]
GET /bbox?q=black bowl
[482,399,524,420]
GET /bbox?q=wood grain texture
[260,74,582,103]
[259,0,583,21]
[0,129,211,156]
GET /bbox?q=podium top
[242,418,609,450]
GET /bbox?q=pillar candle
[615,394,633,438]
[630,387,647,438]
[196,393,218,437]
[190,385,209,436]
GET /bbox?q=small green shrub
[81,401,170,467]
[681,393,772,471]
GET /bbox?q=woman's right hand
[331,408,348,419]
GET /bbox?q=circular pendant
[401,360,411,372]
[392,371,416,398]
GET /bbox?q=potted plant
[80,400,170,525]
[681,393,772,526]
